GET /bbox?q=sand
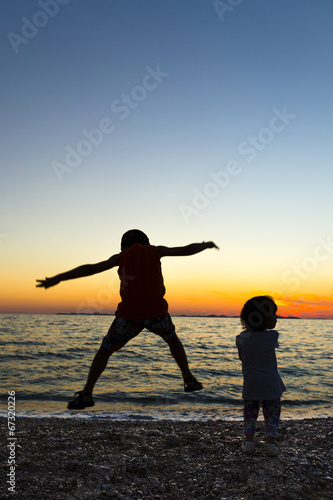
[1,417,332,499]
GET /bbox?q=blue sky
[1,0,333,317]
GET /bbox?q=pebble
[0,417,332,500]
[102,483,112,490]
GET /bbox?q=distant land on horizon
[0,312,330,319]
[53,312,308,320]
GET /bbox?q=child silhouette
[236,295,286,457]
[36,229,219,409]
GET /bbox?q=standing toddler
[236,295,286,456]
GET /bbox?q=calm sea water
[0,314,332,420]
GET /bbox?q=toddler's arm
[157,241,219,258]
[36,253,120,289]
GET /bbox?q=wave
[1,314,332,421]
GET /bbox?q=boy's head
[121,229,150,251]
[240,295,277,331]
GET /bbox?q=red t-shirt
[115,243,168,320]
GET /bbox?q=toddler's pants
[243,399,281,438]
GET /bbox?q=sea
[0,314,332,421]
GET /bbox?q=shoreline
[1,409,333,422]
[1,398,332,422]
[1,417,332,499]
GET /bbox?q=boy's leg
[166,335,192,380]
[83,347,113,394]
[68,317,143,408]
[243,400,260,441]
[67,347,113,409]
[262,399,281,443]
[86,328,196,390]
[166,335,203,391]
[83,317,144,394]
[148,314,202,389]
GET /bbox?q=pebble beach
[1,417,332,499]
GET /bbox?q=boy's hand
[204,241,219,250]
[36,277,60,289]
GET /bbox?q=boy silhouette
[36,229,219,409]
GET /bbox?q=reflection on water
[0,314,332,420]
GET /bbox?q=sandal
[184,376,203,392]
[67,391,95,410]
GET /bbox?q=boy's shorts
[101,314,176,352]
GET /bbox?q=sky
[1,0,332,318]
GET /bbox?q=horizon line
[0,311,331,320]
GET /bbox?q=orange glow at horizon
[1,288,331,320]
[1,264,332,319]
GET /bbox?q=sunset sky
[1,1,332,318]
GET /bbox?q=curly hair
[240,295,277,331]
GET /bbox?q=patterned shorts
[101,314,176,352]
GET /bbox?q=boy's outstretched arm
[157,241,219,258]
[36,253,120,289]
